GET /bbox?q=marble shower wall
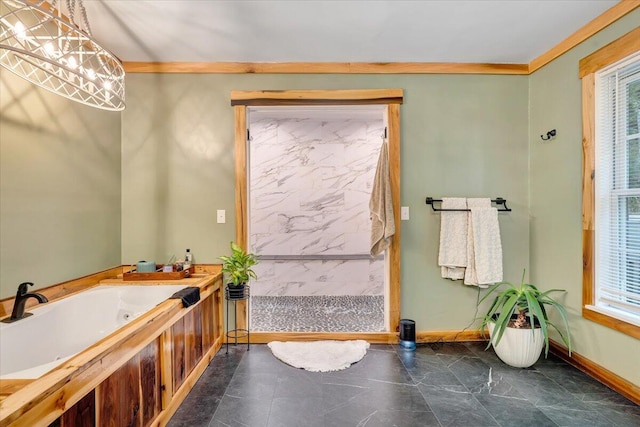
[249,117,385,296]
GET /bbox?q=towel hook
[540,129,556,141]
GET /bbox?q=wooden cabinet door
[97,339,161,427]
[47,390,96,427]
[185,305,203,373]
[139,339,161,427]
[171,316,186,391]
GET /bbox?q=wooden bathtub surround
[0,265,223,319]
[0,381,32,404]
[0,269,224,427]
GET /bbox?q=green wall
[0,70,122,299]
[529,11,640,387]
[121,73,530,331]
[2,10,636,389]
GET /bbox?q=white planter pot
[487,321,545,368]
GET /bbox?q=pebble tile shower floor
[250,295,385,332]
[168,342,640,427]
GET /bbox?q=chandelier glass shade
[0,0,125,111]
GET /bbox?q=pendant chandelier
[0,0,125,111]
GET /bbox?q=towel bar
[425,197,512,212]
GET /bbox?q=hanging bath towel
[438,198,468,280]
[464,199,503,287]
[369,139,395,256]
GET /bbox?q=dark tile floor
[168,342,640,427]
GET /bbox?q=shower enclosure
[246,105,389,332]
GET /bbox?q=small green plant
[218,242,259,287]
[479,270,571,356]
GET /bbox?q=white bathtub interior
[0,284,187,379]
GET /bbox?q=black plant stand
[225,285,250,354]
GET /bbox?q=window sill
[583,306,640,339]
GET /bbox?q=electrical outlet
[217,209,226,224]
[401,206,410,220]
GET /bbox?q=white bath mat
[267,340,370,372]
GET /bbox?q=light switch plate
[217,209,226,224]
[401,206,410,220]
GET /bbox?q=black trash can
[399,319,416,350]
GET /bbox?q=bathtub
[0,284,186,379]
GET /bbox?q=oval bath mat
[267,340,370,372]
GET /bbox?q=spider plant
[479,270,571,357]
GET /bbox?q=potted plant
[218,242,259,299]
[478,270,571,368]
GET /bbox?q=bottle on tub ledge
[184,248,193,271]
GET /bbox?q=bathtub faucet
[8,282,48,321]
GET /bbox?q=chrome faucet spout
[4,282,48,322]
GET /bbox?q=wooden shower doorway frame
[231,89,403,343]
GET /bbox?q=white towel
[464,199,503,287]
[438,198,468,279]
[463,198,490,286]
[369,139,395,256]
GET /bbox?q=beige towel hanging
[464,198,503,287]
[438,198,468,279]
[369,139,395,256]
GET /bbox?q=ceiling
[83,0,618,64]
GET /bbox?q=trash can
[399,319,416,351]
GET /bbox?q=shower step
[250,295,384,332]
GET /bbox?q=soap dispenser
[184,249,193,269]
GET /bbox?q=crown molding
[123,61,528,75]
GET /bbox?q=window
[581,26,640,339]
[594,54,640,325]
